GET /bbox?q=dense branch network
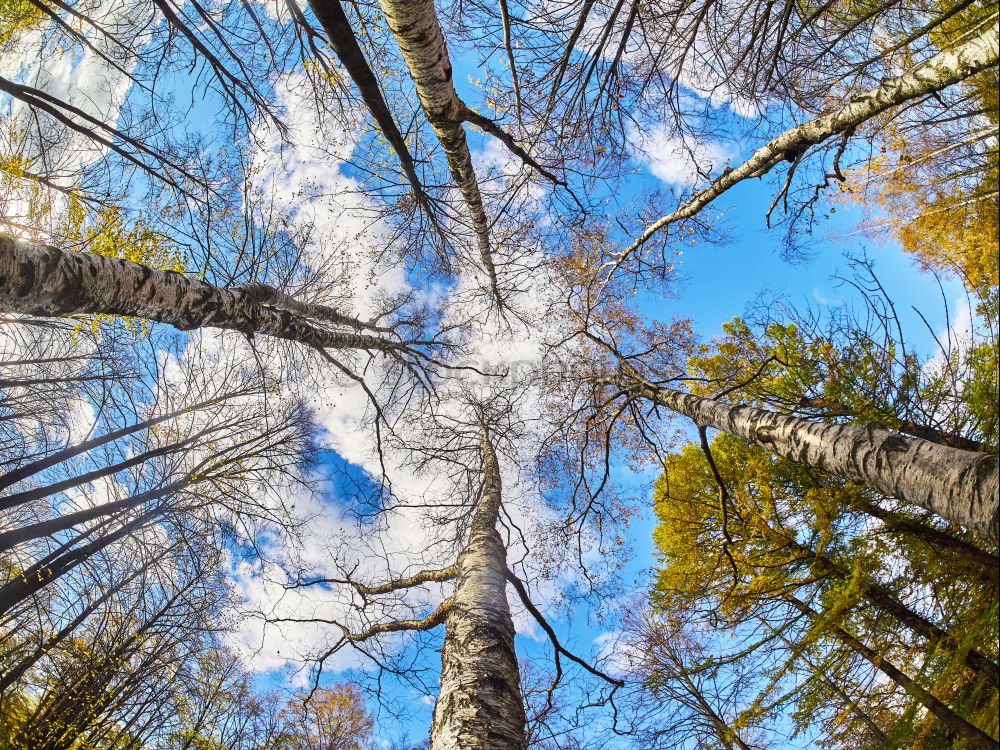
[1,0,997,747]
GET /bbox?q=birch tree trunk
[374,0,501,300]
[616,379,999,541]
[430,434,527,750]
[610,18,1000,271]
[0,235,400,352]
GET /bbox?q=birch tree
[641,429,998,747]
[577,256,1000,541]
[835,2,999,298]
[603,18,1000,280]
[3,0,999,745]
[612,373,998,540]
[243,361,645,748]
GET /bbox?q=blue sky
[260,45,979,745]
[17,7,972,744]
[309,149,969,745]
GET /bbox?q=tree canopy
[0,0,996,747]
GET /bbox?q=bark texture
[374,0,500,298]
[610,19,1000,271]
[0,235,400,352]
[797,395,988,452]
[618,379,1000,542]
[430,436,527,750]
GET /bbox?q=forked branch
[285,564,460,599]
[344,597,452,642]
[505,569,624,689]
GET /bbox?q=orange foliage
[279,683,374,750]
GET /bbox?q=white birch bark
[0,235,402,352]
[615,378,1000,542]
[430,435,527,749]
[606,19,1000,277]
[375,0,501,301]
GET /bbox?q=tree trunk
[430,434,526,749]
[0,550,163,692]
[622,380,999,541]
[852,498,999,571]
[0,389,250,493]
[374,0,501,301]
[793,395,988,453]
[787,595,999,750]
[0,235,401,352]
[303,0,430,211]
[0,478,190,552]
[613,19,1000,267]
[0,428,214,512]
[0,509,161,617]
[781,536,1000,686]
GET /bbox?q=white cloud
[472,136,549,220]
[2,0,154,175]
[249,72,411,321]
[922,296,975,382]
[629,124,737,186]
[812,286,842,306]
[592,630,633,679]
[155,60,624,683]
